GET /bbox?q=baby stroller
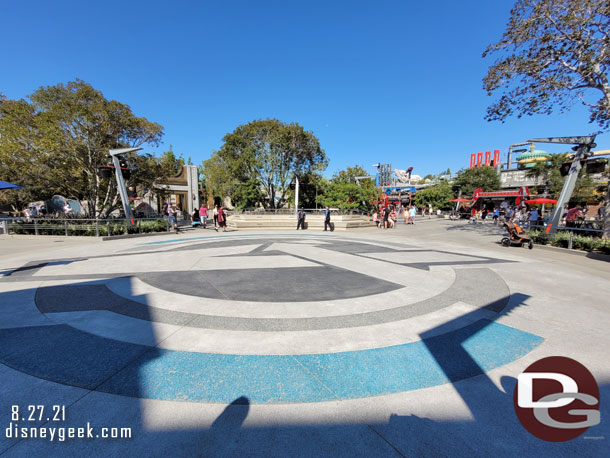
[501,221,533,249]
[192,210,202,228]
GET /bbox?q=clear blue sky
[2,0,607,177]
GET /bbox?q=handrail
[0,217,170,237]
[0,217,164,222]
[526,223,609,234]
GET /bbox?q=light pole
[109,147,142,226]
[294,175,299,214]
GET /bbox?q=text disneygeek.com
[5,422,132,441]
[6,405,131,442]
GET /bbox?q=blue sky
[1,0,607,178]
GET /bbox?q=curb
[101,231,172,241]
[534,243,610,261]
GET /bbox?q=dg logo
[513,356,601,442]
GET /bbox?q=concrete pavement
[0,220,608,457]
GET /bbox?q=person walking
[213,205,219,232]
[383,206,391,229]
[408,206,416,224]
[199,204,208,229]
[296,208,306,230]
[323,206,331,231]
[167,203,179,233]
[217,205,227,232]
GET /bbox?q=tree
[158,146,185,177]
[217,119,327,209]
[483,0,610,130]
[525,153,569,197]
[452,167,502,198]
[413,182,454,210]
[294,171,324,209]
[231,179,265,210]
[317,165,377,211]
[200,151,239,206]
[526,153,603,205]
[0,80,164,216]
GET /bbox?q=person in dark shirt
[383,207,391,229]
[296,208,306,230]
[323,206,331,231]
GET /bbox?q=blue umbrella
[0,180,24,190]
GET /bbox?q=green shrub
[9,218,168,236]
[550,231,570,248]
[527,230,549,245]
[140,219,167,233]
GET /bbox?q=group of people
[166,203,227,233]
[469,204,543,228]
[373,205,419,229]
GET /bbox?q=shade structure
[0,180,24,190]
[450,198,471,202]
[525,198,558,204]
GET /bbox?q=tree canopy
[526,153,603,204]
[207,119,327,209]
[413,182,454,210]
[317,165,377,211]
[0,80,165,216]
[452,167,502,198]
[483,0,610,130]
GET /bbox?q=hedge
[11,219,168,236]
[527,229,610,254]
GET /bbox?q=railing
[0,217,170,237]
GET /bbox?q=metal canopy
[527,136,596,145]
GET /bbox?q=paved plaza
[0,219,609,456]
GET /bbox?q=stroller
[501,221,533,249]
[192,210,202,228]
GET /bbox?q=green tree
[217,119,327,209]
[231,179,265,210]
[317,165,377,211]
[295,172,324,209]
[453,167,502,198]
[526,153,603,205]
[0,80,163,216]
[483,0,610,129]
[413,182,454,210]
[158,146,185,177]
[201,151,239,206]
[525,153,569,197]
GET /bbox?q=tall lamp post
[109,147,142,226]
[294,175,299,214]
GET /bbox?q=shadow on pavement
[0,264,606,457]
